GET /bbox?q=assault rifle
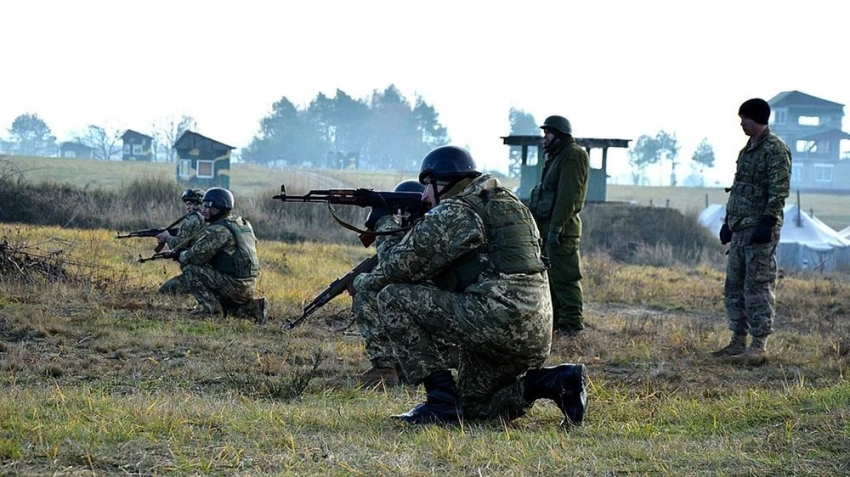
[272,184,428,247]
[138,249,180,263]
[285,254,378,330]
[116,214,190,252]
[137,225,207,263]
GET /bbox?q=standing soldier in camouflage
[352,179,428,387]
[714,98,791,360]
[177,187,268,323]
[354,146,588,427]
[156,189,205,295]
[529,115,590,336]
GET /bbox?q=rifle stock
[284,255,379,330]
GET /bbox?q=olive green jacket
[529,135,589,237]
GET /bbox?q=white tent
[697,203,727,237]
[698,203,850,271]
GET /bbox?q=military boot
[356,366,400,387]
[711,333,747,357]
[735,335,769,363]
[392,370,462,424]
[524,363,588,427]
[252,298,268,324]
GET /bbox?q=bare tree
[76,124,122,160]
[152,115,196,162]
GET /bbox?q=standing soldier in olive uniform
[353,179,428,387]
[714,98,791,360]
[354,146,587,427]
[529,115,590,336]
[177,187,267,323]
[156,189,205,295]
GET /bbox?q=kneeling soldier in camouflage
[156,188,205,295]
[177,187,267,323]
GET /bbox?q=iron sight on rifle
[272,184,427,247]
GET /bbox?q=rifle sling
[326,204,413,239]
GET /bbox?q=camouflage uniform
[352,215,408,370]
[529,135,589,332]
[354,174,552,421]
[179,214,260,315]
[724,127,791,338]
[158,211,205,295]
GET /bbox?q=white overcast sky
[3,0,848,185]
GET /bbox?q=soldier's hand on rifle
[155,230,171,243]
[364,207,391,230]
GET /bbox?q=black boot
[392,370,462,424]
[524,363,588,427]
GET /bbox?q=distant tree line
[1,92,718,188]
[628,131,715,186]
[241,85,449,171]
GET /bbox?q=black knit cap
[738,98,771,125]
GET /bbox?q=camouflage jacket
[165,211,205,250]
[725,127,792,231]
[179,215,259,279]
[529,135,589,237]
[354,174,548,300]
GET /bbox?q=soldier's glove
[719,222,732,245]
[364,207,391,231]
[749,215,777,245]
[547,231,562,248]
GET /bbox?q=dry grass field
[6,154,850,231]
[0,222,848,475]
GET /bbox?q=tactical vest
[208,218,259,279]
[434,187,546,292]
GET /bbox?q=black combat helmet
[540,115,572,135]
[418,146,480,185]
[202,187,234,211]
[394,179,426,193]
[181,188,205,204]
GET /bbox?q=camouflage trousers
[376,276,552,421]
[158,274,190,295]
[546,236,584,330]
[354,287,461,372]
[352,288,397,369]
[725,225,779,337]
[182,264,256,314]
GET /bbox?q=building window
[179,159,192,178]
[197,160,214,178]
[791,163,802,184]
[123,144,131,154]
[773,110,787,124]
[132,144,143,155]
[64,150,76,158]
[798,116,820,126]
[814,164,833,183]
[820,141,830,154]
[796,140,816,153]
